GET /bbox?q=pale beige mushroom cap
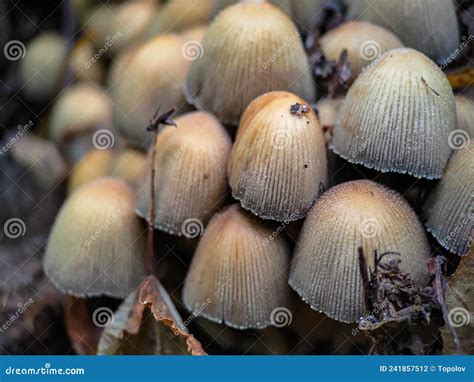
[320,21,404,84]
[289,180,431,323]
[185,1,315,125]
[425,143,473,256]
[229,91,327,221]
[347,0,460,63]
[332,48,456,179]
[50,83,113,144]
[110,34,190,148]
[182,204,291,329]
[135,111,232,236]
[44,178,146,298]
[20,33,67,100]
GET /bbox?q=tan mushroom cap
[110,34,191,148]
[425,143,473,256]
[347,0,460,63]
[332,48,456,179]
[44,178,146,298]
[229,91,327,221]
[49,83,113,144]
[146,0,215,38]
[289,180,431,323]
[68,149,146,193]
[185,1,315,125]
[135,111,232,236]
[20,32,67,101]
[320,21,404,84]
[86,1,158,55]
[455,95,474,138]
[182,204,291,329]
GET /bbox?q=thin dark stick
[145,107,176,275]
[358,247,370,312]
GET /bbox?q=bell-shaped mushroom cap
[86,1,157,55]
[50,83,113,144]
[424,143,473,256]
[229,91,327,221]
[136,111,232,235]
[182,204,291,329]
[185,1,315,125]
[10,132,68,190]
[146,0,214,37]
[347,0,460,63]
[331,48,456,179]
[19,32,67,100]
[289,180,431,323]
[456,96,474,138]
[44,178,146,298]
[69,40,104,84]
[320,21,403,84]
[110,34,190,148]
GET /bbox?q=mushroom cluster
[6,0,471,356]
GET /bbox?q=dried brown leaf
[98,275,206,355]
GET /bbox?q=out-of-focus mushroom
[182,204,291,329]
[228,91,327,221]
[320,21,403,84]
[289,180,431,323]
[136,111,232,236]
[331,48,456,179]
[347,0,460,63]
[44,178,145,298]
[110,34,190,148]
[44,178,146,298]
[10,132,68,190]
[19,32,67,101]
[424,143,473,257]
[86,1,158,55]
[185,1,315,125]
[68,149,147,193]
[49,83,114,163]
[146,0,214,37]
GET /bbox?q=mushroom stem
[146,130,158,274]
